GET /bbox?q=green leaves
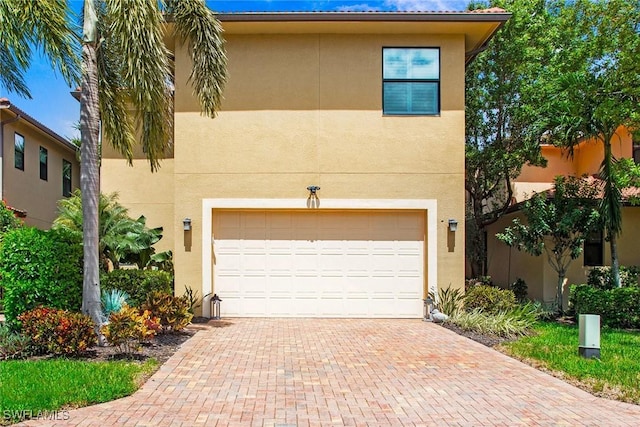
[496,176,601,308]
[0,0,80,98]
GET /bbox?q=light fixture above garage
[448,219,458,232]
[307,185,320,196]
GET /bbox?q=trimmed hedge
[101,269,172,307]
[570,284,640,328]
[0,228,83,329]
[587,266,640,290]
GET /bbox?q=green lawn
[500,321,640,404]
[0,358,157,424]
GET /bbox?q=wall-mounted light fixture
[448,219,458,232]
[307,185,320,196]
[183,217,192,231]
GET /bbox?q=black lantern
[423,297,434,322]
[210,294,222,320]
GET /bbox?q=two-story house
[101,10,509,317]
[0,98,80,228]
[486,126,640,304]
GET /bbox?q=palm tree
[78,0,227,329]
[0,0,78,98]
[53,190,165,271]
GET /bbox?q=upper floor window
[14,133,24,170]
[40,146,48,181]
[382,47,440,115]
[62,159,72,197]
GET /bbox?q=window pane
[383,82,438,115]
[40,147,48,181]
[63,160,72,197]
[383,48,439,80]
[14,133,24,170]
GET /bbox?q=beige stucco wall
[488,206,640,306]
[518,126,633,184]
[103,30,469,302]
[1,112,80,229]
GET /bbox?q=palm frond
[167,0,227,117]
[105,0,172,172]
[0,0,79,97]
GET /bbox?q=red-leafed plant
[18,307,97,356]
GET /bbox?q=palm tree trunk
[80,40,102,336]
[610,233,621,288]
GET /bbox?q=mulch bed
[438,322,514,348]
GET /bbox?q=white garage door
[212,210,425,317]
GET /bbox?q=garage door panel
[213,210,424,318]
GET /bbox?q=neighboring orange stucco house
[101,10,509,318]
[486,126,640,305]
[0,98,80,228]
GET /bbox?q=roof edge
[1,99,78,153]
[216,11,511,23]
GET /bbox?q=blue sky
[2,0,470,139]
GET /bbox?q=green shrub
[587,266,640,290]
[18,307,97,356]
[101,304,160,354]
[101,269,172,307]
[0,227,83,329]
[510,278,528,303]
[0,323,30,360]
[464,285,516,314]
[448,303,539,338]
[570,285,640,328]
[430,286,463,318]
[142,291,193,333]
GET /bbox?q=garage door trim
[202,198,438,317]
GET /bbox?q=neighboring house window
[40,146,48,181]
[584,230,604,266]
[62,160,72,197]
[382,47,440,115]
[14,133,24,170]
[634,140,640,164]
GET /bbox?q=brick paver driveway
[19,318,640,426]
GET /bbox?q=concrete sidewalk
[17,318,640,426]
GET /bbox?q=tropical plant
[142,291,193,333]
[541,0,640,288]
[463,285,517,315]
[18,307,97,356]
[0,324,30,360]
[76,0,227,331]
[101,269,172,307]
[447,303,539,339]
[101,304,160,354]
[53,190,166,271]
[510,278,528,303]
[0,0,78,98]
[497,176,600,311]
[101,289,130,320]
[429,287,463,318]
[183,285,202,315]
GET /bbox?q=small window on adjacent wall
[584,230,604,266]
[382,47,440,115]
[14,133,25,170]
[633,130,640,164]
[62,159,72,197]
[40,146,48,181]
